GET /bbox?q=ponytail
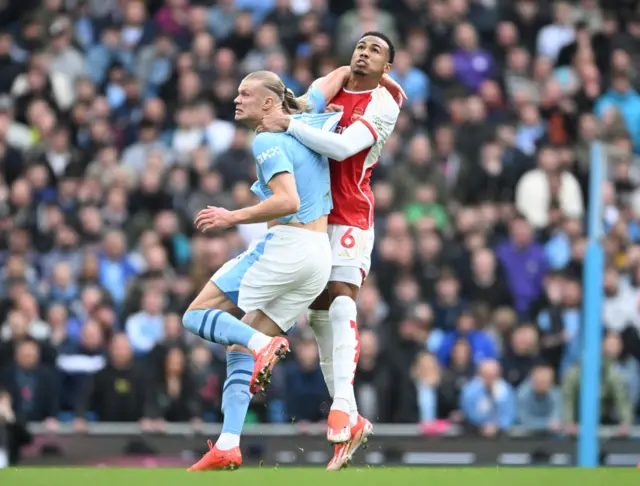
[282,87,309,114]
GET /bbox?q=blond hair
[242,70,310,114]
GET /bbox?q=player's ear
[383,63,392,75]
[263,96,275,111]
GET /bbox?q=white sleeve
[286,119,375,161]
[286,87,399,161]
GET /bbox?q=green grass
[0,468,638,486]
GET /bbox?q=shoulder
[253,132,286,148]
[367,86,400,118]
[252,132,287,156]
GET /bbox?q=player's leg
[211,311,284,453]
[182,281,273,352]
[182,243,276,353]
[189,310,287,471]
[197,262,330,472]
[326,277,360,440]
[308,290,334,397]
[324,224,373,441]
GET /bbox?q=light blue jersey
[250,87,341,225]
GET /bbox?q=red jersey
[327,86,399,230]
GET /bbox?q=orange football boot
[250,336,289,394]
[187,440,242,471]
[327,409,351,444]
[327,415,373,471]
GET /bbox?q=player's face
[350,36,391,78]
[234,79,270,124]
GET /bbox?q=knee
[329,281,358,300]
[182,308,204,334]
[329,295,357,324]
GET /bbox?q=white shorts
[212,225,331,332]
[327,224,375,288]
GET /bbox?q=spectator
[515,145,584,229]
[602,332,640,413]
[460,359,516,436]
[439,338,474,421]
[48,16,85,86]
[282,336,328,423]
[516,362,562,432]
[562,338,633,437]
[536,1,575,61]
[389,49,429,104]
[452,23,496,93]
[75,334,147,426]
[0,388,32,466]
[0,340,59,424]
[125,288,166,356]
[148,313,188,370]
[603,266,639,336]
[537,273,582,377]
[144,347,200,427]
[392,134,446,207]
[595,70,640,154]
[397,351,449,424]
[189,344,224,422]
[86,24,134,86]
[437,311,497,367]
[466,248,513,311]
[354,329,391,423]
[55,320,106,412]
[502,324,539,388]
[430,269,466,331]
[496,215,547,318]
[97,230,138,307]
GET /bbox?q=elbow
[332,145,352,162]
[282,194,300,215]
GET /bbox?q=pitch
[0,467,636,486]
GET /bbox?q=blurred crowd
[0,0,640,440]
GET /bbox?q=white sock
[329,296,359,416]
[216,432,240,450]
[247,333,272,353]
[348,387,358,426]
[309,309,334,397]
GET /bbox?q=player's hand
[195,206,237,231]
[324,104,343,113]
[380,74,407,108]
[256,111,291,133]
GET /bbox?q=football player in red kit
[258,32,401,470]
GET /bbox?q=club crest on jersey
[350,107,365,123]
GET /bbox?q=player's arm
[306,66,351,110]
[232,172,300,224]
[231,134,300,224]
[195,135,299,230]
[294,67,350,114]
[287,89,400,161]
[286,120,376,161]
[303,66,406,111]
